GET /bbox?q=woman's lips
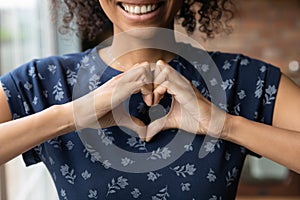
[117,2,164,22]
[120,3,159,15]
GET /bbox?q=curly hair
[50,0,235,42]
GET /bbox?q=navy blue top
[0,43,281,200]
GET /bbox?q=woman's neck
[99,27,178,71]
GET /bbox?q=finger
[112,104,147,139]
[119,116,147,140]
[145,96,179,142]
[153,61,170,104]
[155,60,191,88]
[130,116,147,140]
[140,63,154,106]
[153,84,167,105]
[154,60,169,86]
[153,60,164,87]
[141,87,153,106]
[154,73,194,106]
[146,116,167,142]
[119,62,150,83]
[112,62,152,105]
[98,110,147,139]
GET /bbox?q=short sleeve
[0,50,92,166]
[1,66,43,165]
[210,52,281,157]
[259,63,281,125]
[234,55,281,126]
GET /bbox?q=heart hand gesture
[73,60,227,141]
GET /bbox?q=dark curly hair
[50,0,235,42]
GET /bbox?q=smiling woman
[0,0,300,200]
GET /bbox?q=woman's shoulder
[29,48,94,73]
[209,51,281,73]
[177,43,281,74]
[0,48,95,84]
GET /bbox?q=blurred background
[0,0,299,199]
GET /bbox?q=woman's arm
[148,61,300,173]
[0,85,75,165]
[224,74,300,173]
[0,62,153,165]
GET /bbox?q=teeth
[141,5,146,13]
[121,3,158,14]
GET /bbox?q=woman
[0,0,300,199]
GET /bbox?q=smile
[118,2,163,15]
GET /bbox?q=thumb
[111,104,147,139]
[129,116,147,140]
[116,114,147,140]
[146,116,167,142]
[142,92,153,107]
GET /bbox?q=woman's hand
[73,62,153,139]
[146,60,227,141]
[73,60,227,141]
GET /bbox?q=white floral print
[147,172,162,182]
[88,74,101,91]
[237,90,246,100]
[60,188,68,200]
[48,64,57,74]
[66,69,77,86]
[131,188,141,198]
[0,45,281,200]
[184,143,193,152]
[170,163,197,178]
[106,176,129,197]
[81,170,92,180]
[28,66,36,78]
[53,80,64,101]
[60,164,76,184]
[181,183,191,192]
[147,147,171,160]
[24,81,32,90]
[255,77,264,98]
[88,189,98,199]
[127,137,147,151]
[152,186,170,200]
[121,157,135,167]
[264,85,277,104]
[226,167,239,187]
[207,168,217,182]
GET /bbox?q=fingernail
[156,60,164,65]
[153,95,159,105]
[146,137,152,142]
[141,61,149,66]
[143,94,152,106]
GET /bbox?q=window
[0,0,79,199]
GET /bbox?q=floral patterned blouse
[0,43,281,200]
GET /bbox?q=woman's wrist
[220,113,238,141]
[221,114,251,147]
[48,103,76,136]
